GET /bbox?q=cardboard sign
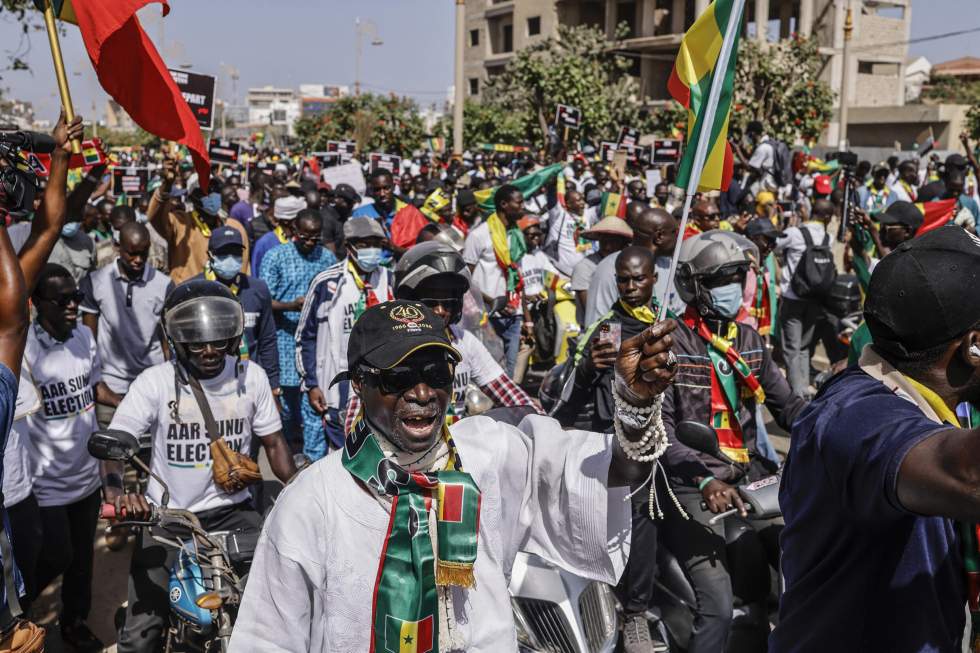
[599,141,618,163]
[650,139,682,165]
[321,161,366,197]
[112,167,149,197]
[369,153,401,176]
[208,139,241,165]
[327,140,357,163]
[311,151,342,169]
[611,150,629,181]
[168,69,216,130]
[617,127,640,150]
[554,104,582,130]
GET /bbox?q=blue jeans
[489,313,521,377]
[279,386,304,452]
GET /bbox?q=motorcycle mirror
[88,430,140,462]
[675,421,722,457]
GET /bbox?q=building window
[502,23,513,52]
[858,60,900,76]
[468,78,480,96]
[527,16,541,36]
[272,109,287,122]
[469,29,479,47]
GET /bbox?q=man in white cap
[251,194,306,276]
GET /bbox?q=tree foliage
[731,35,835,143]
[966,104,980,141]
[293,94,427,155]
[466,23,661,147]
[921,76,980,106]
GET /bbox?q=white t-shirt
[21,324,102,507]
[545,205,595,277]
[463,222,507,299]
[450,326,505,416]
[3,421,34,507]
[109,358,281,514]
[230,414,630,652]
[519,249,559,298]
[748,138,778,193]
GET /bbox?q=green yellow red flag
[667,0,745,192]
[33,0,76,23]
[915,198,959,235]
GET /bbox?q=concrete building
[247,86,301,135]
[904,56,931,103]
[462,0,947,148]
[931,56,980,83]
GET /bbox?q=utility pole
[838,1,853,151]
[452,0,465,157]
[355,18,383,96]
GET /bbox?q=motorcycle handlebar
[100,503,202,530]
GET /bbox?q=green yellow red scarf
[684,308,766,463]
[342,419,481,653]
[487,212,527,309]
[749,252,778,337]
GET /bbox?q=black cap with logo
[864,225,980,358]
[330,300,461,386]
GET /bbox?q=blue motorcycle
[91,430,257,653]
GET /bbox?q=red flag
[389,204,432,250]
[915,198,958,236]
[71,0,209,189]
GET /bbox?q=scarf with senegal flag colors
[683,307,766,463]
[487,212,527,310]
[341,417,480,653]
[749,252,778,337]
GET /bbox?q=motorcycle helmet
[395,242,472,324]
[163,279,244,365]
[674,230,755,318]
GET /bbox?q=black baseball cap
[876,201,923,229]
[333,183,361,205]
[745,218,784,240]
[864,225,980,358]
[946,153,968,171]
[330,300,461,386]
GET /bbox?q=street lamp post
[838,1,853,151]
[355,18,383,96]
[452,0,465,157]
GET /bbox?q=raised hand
[52,110,84,155]
[614,318,678,403]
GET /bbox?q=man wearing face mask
[192,227,279,394]
[79,222,173,430]
[146,157,250,284]
[659,230,805,653]
[251,194,306,276]
[297,218,392,460]
[260,209,337,453]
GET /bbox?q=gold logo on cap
[390,304,425,325]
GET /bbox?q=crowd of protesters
[0,110,980,653]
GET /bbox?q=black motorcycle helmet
[163,279,244,368]
[674,230,756,318]
[394,241,471,325]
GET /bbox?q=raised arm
[19,112,84,293]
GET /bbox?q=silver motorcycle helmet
[163,279,244,360]
[395,241,472,324]
[674,229,755,317]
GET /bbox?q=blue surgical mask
[61,222,81,238]
[708,282,744,319]
[210,254,243,281]
[354,247,383,272]
[200,192,222,216]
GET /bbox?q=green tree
[921,76,980,106]
[966,104,980,141]
[731,35,835,143]
[294,93,426,155]
[471,23,655,147]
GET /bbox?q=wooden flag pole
[42,0,81,154]
[656,0,746,321]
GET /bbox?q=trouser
[6,493,42,611]
[278,385,304,453]
[779,297,843,398]
[660,487,780,653]
[615,496,659,616]
[300,397,332,462]
[116,501,262,653]
[489,313,521,377]
[35,488,101,624]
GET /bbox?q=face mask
[708,282,744,319]
[354,247,383,272]
[61,222,81,238]
[200,192,222,216]
[210,254,242,281]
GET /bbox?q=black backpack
[771,139,794,187]
[790,228,837,299]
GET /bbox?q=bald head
[812,198,836,223]
[119,221,149,249]
[616,245,656,274]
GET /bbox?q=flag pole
[657,0,746,321]
[42,0,82,154]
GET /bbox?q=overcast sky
[1,0,976,124]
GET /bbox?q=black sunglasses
[360,359,455,395]
[38,290,84,307]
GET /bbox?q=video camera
[826,151,859,242]
[0,130,56,216]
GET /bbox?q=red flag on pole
[70,0,210,188]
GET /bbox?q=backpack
[790,228,837,299]
[770,139,793,187]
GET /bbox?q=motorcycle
[648,422,782,653]
[89,430,257,653]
